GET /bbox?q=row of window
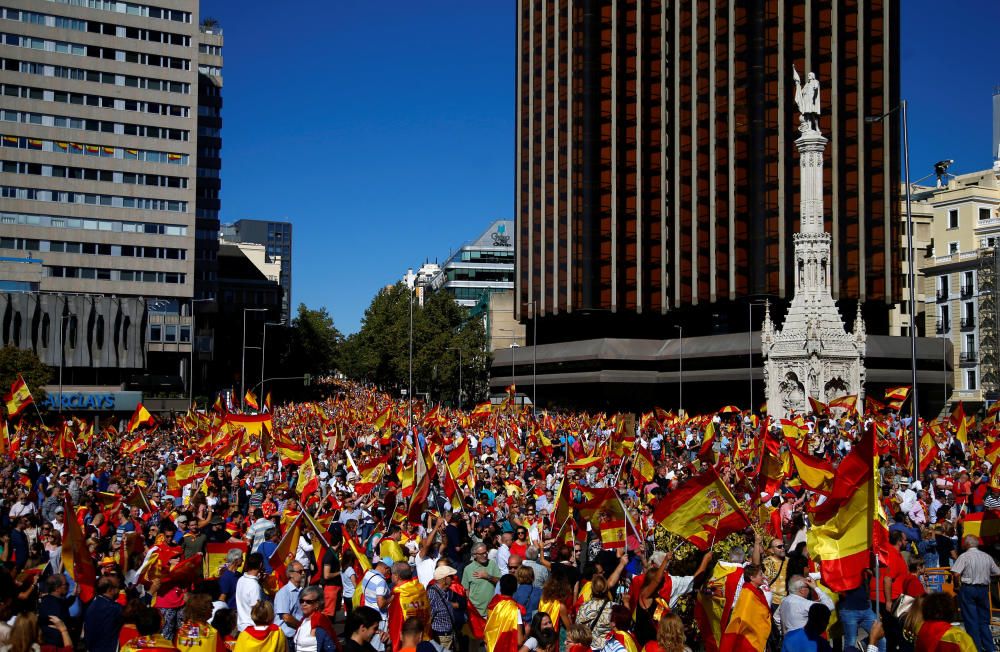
[1,8,190,46]
[1,108,189,141]
[149,323,191,343]
[1,160,188,188]
[0,236,186,259]
[0,209,188,236]
[0,83,189,117]
[1,58,190,94]
[946,207,996,229]
[47,266,186,284]
[0,185,187,212]
[1,134,189,165]
[198,65,221,77]
[198,44,221,56]
[0,33,190,71]
[43,0,190,23]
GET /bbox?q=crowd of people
[0,378,997,652]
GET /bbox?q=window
[967,370,977,390]
[966,334,975,352]
[949,209,959,229]
[149,325,161,341]
[165,325,177,342]
[980,207,993,222]
[949,242,960,255]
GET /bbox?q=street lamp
[867,99,919,479]
[405,270,416,435]
[241,308,267,410]
[58,312,76,414]
[510,343,520,407]
[189,297,213,410]
[447,347,462,409]
[673,325,683,416]
[261,320,285,407]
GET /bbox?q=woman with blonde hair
[575,549,628,649]
[641,614,689,652]
[233,602,285,652]
[176,593,224,652]
[3,613,72,652]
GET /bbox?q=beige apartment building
[911,169,1000,409]
[0,1,223,390]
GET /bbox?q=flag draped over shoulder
[61,496,96,602]
[651,467,750,550]
[693,562,744,652]
[915,621,976,652]
[807,428,875,592]
[4,375,33,418]
[719,583,770,651]
[483,596,523,652]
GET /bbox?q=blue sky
[205,0,1000,334]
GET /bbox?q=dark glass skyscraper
[516,0,900,341]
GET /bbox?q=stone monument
[760,65,866,420]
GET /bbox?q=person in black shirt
[343,606,382,652]
[322,529,343,618]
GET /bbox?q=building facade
[918,168,1000,409]
[437,220,515,308]
[516,0,900,340]
[221,219,292,322]
[0,1,222,389]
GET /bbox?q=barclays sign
[40,390,142,412]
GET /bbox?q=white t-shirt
[415,553,438,587]
[294,620,317,652]
[235,574,263,631]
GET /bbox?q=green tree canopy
[0,345,50,406]
[282,304,344,377]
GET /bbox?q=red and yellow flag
[719,583,771,651]
[920,428,939,474]
[632,445,656,486]
[296,448,319,500]
[4,375,33,419]
[915,620,976,652]
[565,456,602,471]
[483,596,523,652]
[951,402,969,446]
[387,579,431,651]
[693,562,744,652]
[787,444,835,495]
[127,403,154,433]
[885,385,910,410]
[828,394,858,414]
[268,513,302,585]
[651,467,751,550]
[244,390,259,411]
[61,496,96,602]
[807,429,875,592]
[961,510,1000,545]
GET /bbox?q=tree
[342,285,489,405]
[283,304,344,377]
[0,345,50,405]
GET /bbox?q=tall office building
[0,1,222,387]
[220,219,292,322]
[516,0,900,340]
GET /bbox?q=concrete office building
[0,1,222,390]
[221,219,291,322]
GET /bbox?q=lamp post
[189,298,213,410]
[261,320,284,406]
[531,301,537,415]
[405,270,416,434]
[447,346,462,409]
[868,100,919,479]
[510,343,520,407]
[58,312,76,414]
[241,308,267,410]
[674,325,683,416]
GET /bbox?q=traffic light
[303,373,311,386]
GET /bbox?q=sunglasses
[299,598,318,605]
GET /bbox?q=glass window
[165,325,177,342]
[149,324,161,341]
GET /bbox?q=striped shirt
[952,547,1000,585]
[984,495,1000,510]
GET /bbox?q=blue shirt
[219,568,240,610]
[781,628,832,652]
[272,582,303,638]
[83,594,123,652]
[257,541,278,573]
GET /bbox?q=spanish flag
[951,402,969,446]
[885,385,910,410]
[806,428,874,592]
[719,583,770,651]
[914,620,976,652]
[447,437,473,482]
[127,403,154,433]
[4,375,33,419]
[295,448,319,498]
[470,401,493,419]
[61,496,96,602]
[697,420,717,464]
[694,562,745,652]
[566,456,603,471]
[632,445,656,486]
[387,578,431,651]
[483,595,524,652]
[0,419,9,456]
[651,467,751,550]
[961,510,1000,545]
[787,444,835,495]
[920,428,939,474]
[828,394,859,414]
[264,390,272,412]
[808,396,828,417]
[244,390,259,411]
[267,513,302,585]
[353,455,387,495]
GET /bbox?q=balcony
[960,351,978,365]
[936,320,951,334]
[953,389,983,402]
[937,289,950,302]
[961,317,976,331]
[961,285,975,298]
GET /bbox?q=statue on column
[793,65,821,132]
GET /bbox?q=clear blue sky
[205,0,999,334]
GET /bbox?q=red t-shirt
[955,481,972,505]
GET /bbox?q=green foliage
[282,304,344,376]
[0,345,50,404]
[341,284,490,406]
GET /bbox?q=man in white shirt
[495,532,512,576]
[360,559,392,652]
[775,575,835,635]
[245,509,274,553]
[235,552,265,632]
